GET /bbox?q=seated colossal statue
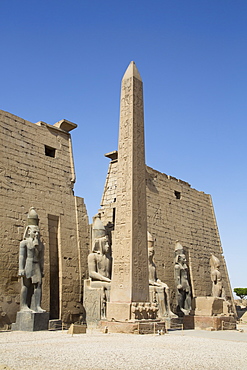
[83,216,112,324]
[88,234,112,287]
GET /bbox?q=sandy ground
[0,328,247,370]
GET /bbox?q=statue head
[92,215,106,239]
[147,232,155,259]
[92,235,110,255]
[147,231,154,248]
[26,225,40,246]
[28,225,40,238]
[148,246,155,260]
[101,236,110,255]
[91,215,111,255]
[174,240,183,254]
[210,254,220,270]
[174,241,186,263]
[23,207,40,241]
[177,253,186,264]
[27,207,39,226]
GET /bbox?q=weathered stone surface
[18,208,45,313]
[174,242,192,316]
[107,62,149,321]
[84,216,112,327]
[183,315,236,331]
[210,254,223,297]
[99,320,166,334]
[67,323,87,334]
[83,280,111,327]
[88,216,112,283]
[48,319,63,330]
[193,297,227,316]
[148,232,176,318]
[0,110,90,327]
[99,157,235,314]
[11,311,49,331]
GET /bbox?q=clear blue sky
[1,1,246,293]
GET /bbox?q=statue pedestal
[106,302,132,321]
[99,320,166,334]
[12,311,49,331]
[181,297,237,330]
[183,315,236,331]
[83,279,111,328]
[193,297,229,316]
[149,286,177,319]
[84,279,161,332]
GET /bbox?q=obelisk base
[107,301,158,322]
[12,311,49,331]
[107,302,132,322]
[99,319,166,334]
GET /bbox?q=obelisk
[107,61,149,321]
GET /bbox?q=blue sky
[1,1,246,292]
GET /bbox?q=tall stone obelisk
[107,61,149,321]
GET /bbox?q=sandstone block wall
[0,110,90,327]
[99,156,234,310]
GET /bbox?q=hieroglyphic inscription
[131,77,148,301]
[110,62,149,306]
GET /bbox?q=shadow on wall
[235,299,247,321]
[146,172,159,194]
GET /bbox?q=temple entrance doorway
[48,215,60,319]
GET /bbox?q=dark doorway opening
[48,215,60,319]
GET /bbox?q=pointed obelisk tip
[122,61,142,81]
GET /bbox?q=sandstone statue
[148,232,176,318]
[88,236,112,284]
[83,216,112,325]
[174,241,191,315]
[18,207,45,313]
[88,216,112,286]
[210,254,223,298]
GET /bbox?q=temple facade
[99,153,234,313]
[0,62,235,328]
[0,110,90,328]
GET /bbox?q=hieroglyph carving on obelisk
[107,62,149,321]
